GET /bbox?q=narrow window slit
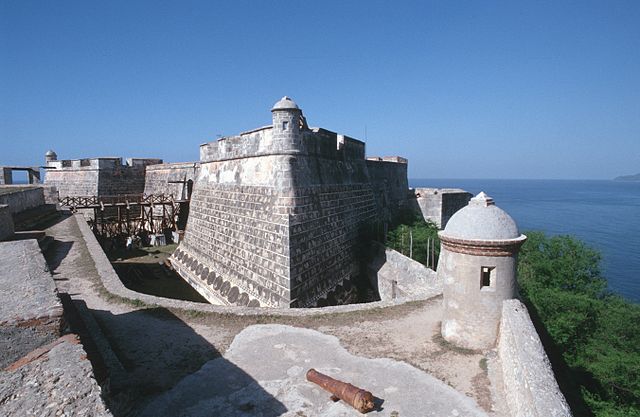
[481,266,494,288]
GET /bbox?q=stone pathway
[41,214,506,416]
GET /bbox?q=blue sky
[1,1,639,179]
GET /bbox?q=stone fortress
[171,96,409,308]
[43,151,162,198]
[0,96,572,416]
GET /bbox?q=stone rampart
[74,213,429,316]
[414,188,471,228]
[367,242,442,301]
[199,126,366,163]
[45,157,162,198]
[498,299,572,417]
[366,159,410,215]
[144,162,199,198]
[45,166,100,196]
[0,204,14,240]
[0,186,45,214]
[175,98,409,308]
[174,144,408,307]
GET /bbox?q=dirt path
[44,214,508,416]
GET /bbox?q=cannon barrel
[306,368,375,413]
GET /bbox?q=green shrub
[385,212,440,268]
[518,232,640,416]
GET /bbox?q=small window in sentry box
[481,266,495,290]
[282,121,289,130]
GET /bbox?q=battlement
[366,156,408,164]
[47,157,162,170]
[199,127,366,163]
[44,154,162,199]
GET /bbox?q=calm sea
[410,179,640,303]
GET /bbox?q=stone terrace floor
[41,213,510,416]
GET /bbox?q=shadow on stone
[84,306,286,417]
[43,239,74,274]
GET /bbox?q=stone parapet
[0,239,64,369]
[498,299,572,417]
[0,186,45,215]
[44,156,162,198]
[74,213,427,316]
[367,242,442,301]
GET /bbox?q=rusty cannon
[306,368,376,413]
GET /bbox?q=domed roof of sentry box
[440,192,521,241]
[45,150,57,157]
[271,96,300,111]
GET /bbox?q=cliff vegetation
[518,231,640,417]
[385,212,440,268]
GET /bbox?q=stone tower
[169,96,409,308]
[271,96,302,151]
[45,150,57,163]
[437,192,526,349]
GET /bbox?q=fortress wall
[199,127,367,164]
[170,155,294,307]
[144,163,199,198]
[366,159,409,213]
[367,242,441,301]
[45,168,99,197]
[499,299,572,417]
[0,205,14,240]
[176,100,408,308]
[288,183,377,306]
[0,186,45,214]
[414,188,471,228]
[287,155,381,306]
[200,128,274,162]
[97,163,147,196]
[45,158,161,198]
[174,149,408,308]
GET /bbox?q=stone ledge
[0,334,112,417]
[74,213,433,317]
[498,299,572,417]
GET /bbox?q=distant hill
[614,173,640,182]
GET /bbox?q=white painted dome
[271,96,300,111]
[440,192,520,240]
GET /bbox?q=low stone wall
[498,299,572,417]
[74,214,433,316]
[0,186,45,214]
[0,239,64,368]
[367,242,442,301]
[0,204,14,240]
